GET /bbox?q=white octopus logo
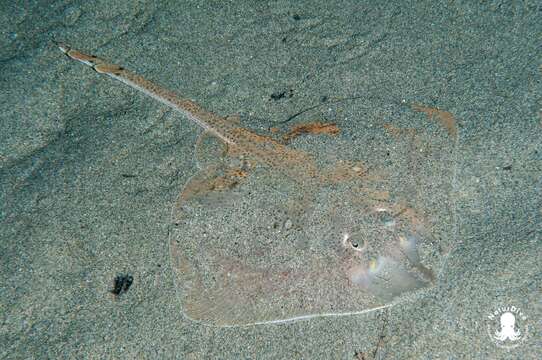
[486,305,529,349]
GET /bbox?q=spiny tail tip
[52,40,70,54]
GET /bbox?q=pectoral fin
[175,164,249,213]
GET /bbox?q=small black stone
[270,91,286,100]
[111,274,133,296]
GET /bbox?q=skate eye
[342,233,366,253]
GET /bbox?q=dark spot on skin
[110,274,133,297]
[292,14,301,21]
